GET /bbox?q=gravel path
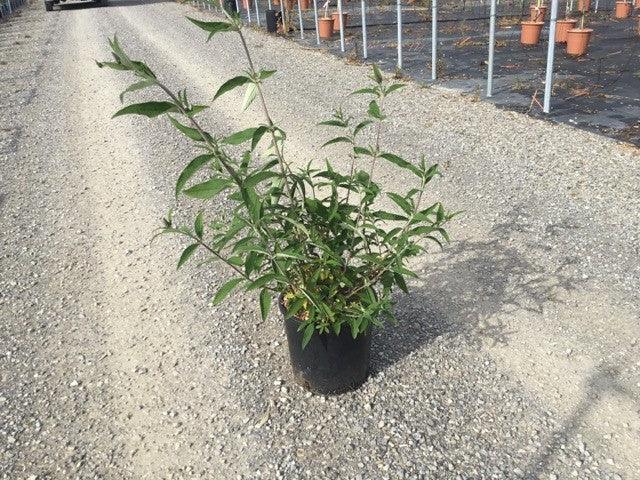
[1,1,638,479]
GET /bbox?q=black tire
[45,1,53,10]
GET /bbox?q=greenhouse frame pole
[543,0,559,113]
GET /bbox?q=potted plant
[555,15,578,43]
[521,18,544,45]
[529,0,547,21]
[614,0,632,18]
[332,7,348,32]
[566,10,593,55]
[319,0,334,38]
[97,10,454,394]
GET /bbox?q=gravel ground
[1,1,639,479]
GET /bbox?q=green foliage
[98,9,455,347]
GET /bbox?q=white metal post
[247,0,252,23]
[268,0,272,9]
[235,0,240,15]
[297,0,305,38]
[7,0,12,15]
[486,0,496,96]
[594,0,599,12]
[255,0,260,26]
[338,0,345,52]
[397,0,403,69]
[312,0,320,44]
[280,0,285,32]
[361,0,368,59]
[543,0,559,113]
[431,0,437,80]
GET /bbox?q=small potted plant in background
[566,9,593,55]
[577,0,590,12]
[521,16,544,45]
[332,2,348,32]
[319,0,334,38]
[555,9,578,43]
[614,0,632,18]
[97,6,454,395]
[529,0,547,21]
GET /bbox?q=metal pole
[268,0,272,9]
[487,0,496,96]
[7,0,12,15]
[543,0,559,113]
[297,0,304,38]
[247,0,252,23]
[235,0,240,16]
[361,0,368,59]
[594,0,599,12]
[280,0,285,33]
[397,0,403,69]
[431,0,437,80]
[312,0,320,44]
[255,0,260,26]
[338,0,345,52]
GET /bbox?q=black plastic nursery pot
[280,298,372,395]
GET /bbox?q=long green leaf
[380,153,422,177]
[113,101,177,118]
[259,289,272,321]
[186,17,235,41]
[177,243,199,269]
[119,79,155,103]
[168,116,212,142]
[212,278,244,305]
[175,154,214,197]
[223,127,258,145]
[183,178,232,199]
[214,75,251,100]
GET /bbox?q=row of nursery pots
[521,0,640,56]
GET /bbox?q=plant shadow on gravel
[522,361,638,477]
[371,205,587,374]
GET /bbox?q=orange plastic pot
[635,0,640,8]
[578,0,590,11]
[566,28,592,55]
[331,12,348,31]
[614,1,632,18]
[555,18,577,42]
[319,17,334,38]
[529,4,547,21]
[299,0,309,9]
[521,21,544,45]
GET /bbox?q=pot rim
[567,28,594,33]
[521,20,545,25]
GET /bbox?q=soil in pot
[521,21,544,45]
[578,0,590,11]
[566,28,593,55]
[555,18,578,42]
[280,301,372,395]
[614,1,632,17]
[530,4,547,21]
[332,12,349,32]
[319,17,334,38]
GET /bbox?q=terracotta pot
[529,4,547,21]
[578,0,590,11]
[319,17,334,38]
[614,1,632,18]
[331,12,348,31]
[299,0,309,9]
[555,18,578,42]
[242,0,249,9]
[521,21,544,45]
[566,28,592,55]
[273,0,280,5]
[635,0,640,8]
